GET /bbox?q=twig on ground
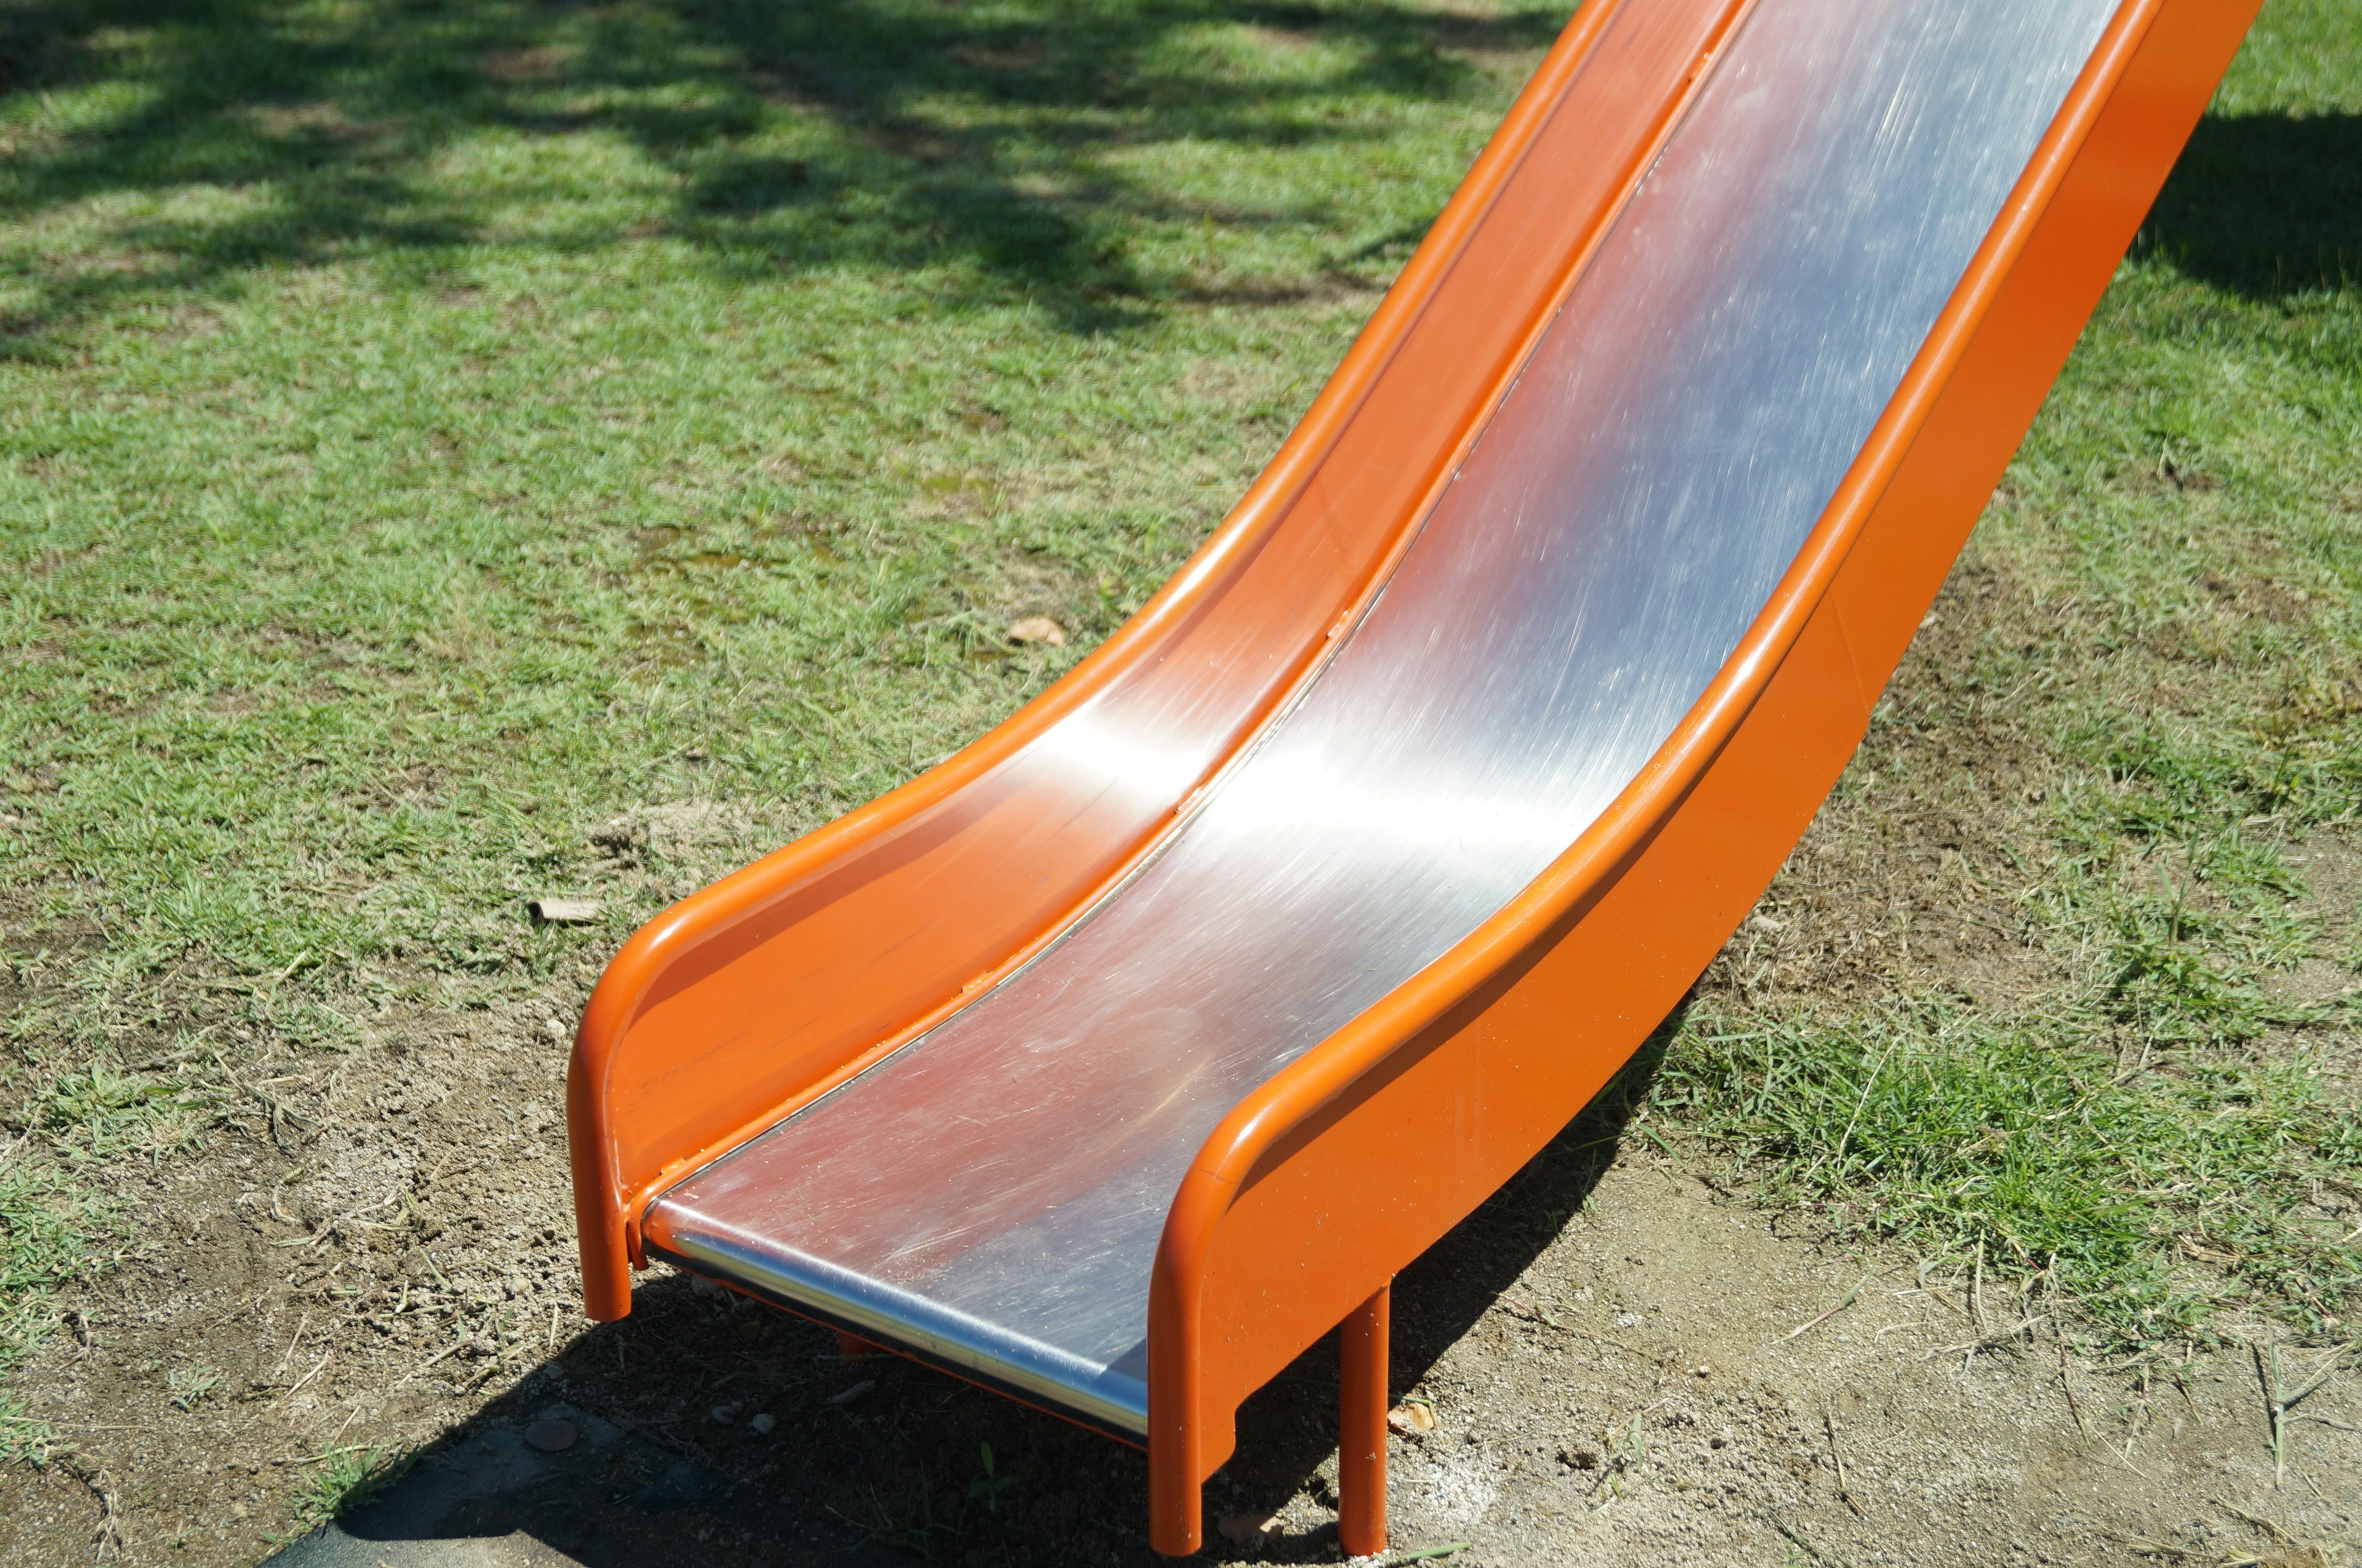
[280,1353,332,1404]
[2058,1333,2092,1446]
[2212,1495,2315,1554]
[58,1452,127,1559]
[2278,1346,2350,1413]
[2253,1340,2352,1489]
[1564,1323,1654,1359]
[396,1332,484,1387]
[1500,1294,1564,1329]
[2117,1538,2192,1560]
[1824,1412,1865,1518]
[1768,1512,1850,1567]
[274,1313,308,1379]
[1925,1316,2046,1359]
[2256,1343,2287,1487]
[2037,1326,2152,1479]
[321,1402,365,1452]
[273,1443,374,1468]
[1783,1273,1871,1343]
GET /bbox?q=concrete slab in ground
[264,1404,896,1567]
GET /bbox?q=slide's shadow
[279,1035,1665,1566]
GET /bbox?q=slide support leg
[1338,1283,1390,1557]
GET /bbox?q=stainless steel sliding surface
[648,0,2121,1431]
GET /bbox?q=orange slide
[568,0,2260,1553]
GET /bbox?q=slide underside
[629,0,2137,1436]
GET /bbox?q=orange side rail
[1142,0,2259,1550]
[568,0,1744,1321]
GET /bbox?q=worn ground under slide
[569,0,2256,1553]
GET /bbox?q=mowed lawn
[0,0,2358,1548]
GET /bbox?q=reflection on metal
[648,0,2118,1432]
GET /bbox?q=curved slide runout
[569,0,2259,1553]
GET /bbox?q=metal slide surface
[646,0,2121,1435]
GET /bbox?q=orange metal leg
[1338,1283,1390,1557]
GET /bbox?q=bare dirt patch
[1709,555,2063,1015]
[9,1072,2352,1566]
[0,997,586,1565]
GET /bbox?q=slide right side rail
[1141,0,2261,1551]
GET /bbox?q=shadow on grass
[2137,109,2362,301]
[272,1025,1666,1566]
[0,0,1560,343]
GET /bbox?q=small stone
[710,1404,737,1425]
[750,1413,776,1435]
[523,1418,578,1453]
[827,1379,875,1406]
[541,1017,568,1041]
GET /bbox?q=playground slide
[569,0,2259,1553]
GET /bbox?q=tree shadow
[281,1016,1671,1566]
[0,0,1563,344]
[2135,109,2362,301]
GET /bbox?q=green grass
[1661,1003,2361,1341]
[279,1443,405,1538]
[0,0,1553,993]
[1665,0,2362,1349]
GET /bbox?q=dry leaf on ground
[1389,1399,1438,1434]
[1216,1512,1284,1548]
[1008,616,1067,646]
